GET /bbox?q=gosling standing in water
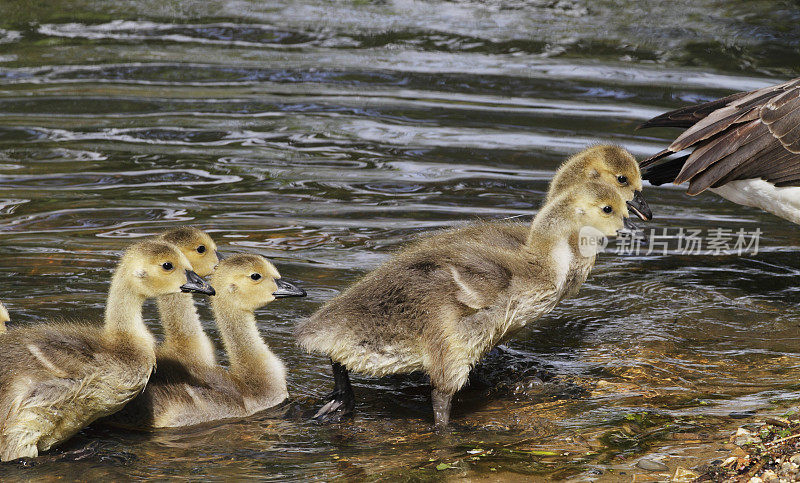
[108,254,305,428]
[0,241,214,461]
[296,182,632,428]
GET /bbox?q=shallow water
[0,0,799,480]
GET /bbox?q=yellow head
[556,182,630,238]
[547,145,652,220]
[119,240,216,299]
[157,226,220,277]
[210,254,306,312]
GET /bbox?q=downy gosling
[102,226,223,429]
[548,144,651,220]
[0,240,214,462]
[155,226,221,368]
[296,182,632,428]
[108,254,305,428]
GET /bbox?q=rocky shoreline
[696,416,800,482]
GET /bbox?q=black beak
[215,250,224,261]
[180,269,216,296]
[273,279,307,298]
[626,190,652,221]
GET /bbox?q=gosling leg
[431,388,452,429]
[312,360,355,422]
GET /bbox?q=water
[0,0,799,479]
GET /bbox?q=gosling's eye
[617,175,628,184]
[602,206,613,214]
[251,273,262,281]
[197,245,206,254]
[162,262,174,271]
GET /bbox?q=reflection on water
[0,0,798,479]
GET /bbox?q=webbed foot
[312,360,355,423]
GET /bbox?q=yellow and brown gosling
[296,182,630,428]
[547,144,651,220]
[0,240,214,462]
[107,254,305,429]
[155,226,221,369]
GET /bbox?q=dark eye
[617,175,628,184]
[251,273,262,281]
[162,262,174,271]
[602,206,613,214]
[197,245,206,254]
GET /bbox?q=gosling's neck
[212,298,287,398]
[157,293,217,366]
[526,203,574,250]
[103,274,155,350]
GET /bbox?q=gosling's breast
[550,239,573,290]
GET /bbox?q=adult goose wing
[638,78,800,194]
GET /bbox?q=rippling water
[1,0,799,479]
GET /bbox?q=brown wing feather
[710,143,793,187]
[636,91,747,129]
[639,77,800,191]
[674,120,765,184]
[761,88,800,153]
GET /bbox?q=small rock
[732,428,762,446]
[636,458,669,472]
[722,456,738,467]
[748,478,762,483]
[790,454,800,465]
[766,417,791,428]
[671,466,699,482]
[731,447,748,457]
[735,435,762,446]
[760,469,778,482]
[731,411,756,419]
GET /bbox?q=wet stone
[733,428,762,446]
[765,417,791,428]
[672,466,699,482]
[635,458,669,472]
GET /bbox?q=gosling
[102,226,224,429]
[296,182,631,428]
[0,301,9,334]
[547,144,651,220]
[0,241,214,462]
[107,254,305,428]
[155,227,221,369]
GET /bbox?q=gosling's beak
[626,190,652,221]
[180,269,216,296]
[273,279,307,298]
